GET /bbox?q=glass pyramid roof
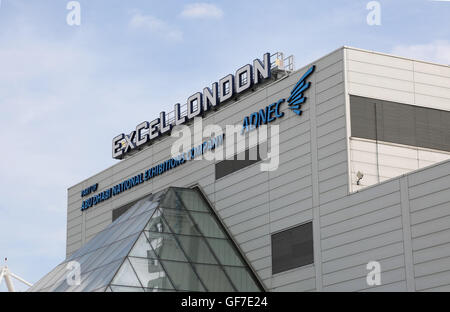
[28,187,263,292]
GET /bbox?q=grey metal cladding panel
[317,116,346,139]
[270,162,312,190]
[415,271,450,291]
[413,242,450,265]
[316,60,344,83]
[318,151,347,172]
[318,139,347,160]
[411,202,450,226]
[316,83,345,105]
[218,193,268,219]
[225,204,269,232]
[318,161,347,182]
[412,228,450,251]
[323,267,406,292]
[319,175,347,194]
[414,257,450,278]
[321,191,400,226]
[316,103,345,127]
[409,187,450,213]
[408,175,450,200]
[411,215,450,239]
[322,229,404,262]
[361,281,407,292]
[320,179,400,216]
[407,160,450,186]
[323,254,405,287]
[270,206,313,231]
[316,72,344,95]
[321,204,401,239]
[269,189,313,213]
[319,185,349,206]
[234,224,270,245]
[270,265,315,289]
[316,93,346,115]
[322,217,402,251]
[239,235,270,254]
[215,180,269,209]
[271,278,315,292]
[229,211,270,236]
[322,241,404,275]
[317,126,346,151]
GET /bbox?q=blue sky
[0,0,449,291]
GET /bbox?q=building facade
[32,47,450,292]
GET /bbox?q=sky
[0,0,449,291]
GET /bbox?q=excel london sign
[82,59,316,212]
[112,53,272,160]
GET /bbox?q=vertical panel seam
[310,58,323,291]
[400,176,415,291]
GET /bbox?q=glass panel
[110,285,144,292]
[146,209,170,233]
[176,235,217,264]
[193,263,235,292]
[159,260,205,291]
[102,217,136,246]
[129,196,158,219]
[70,226,111,259]
[223,266,261,292]
[128,257,174,290]
[116,214,151,241]
[111,258,141,287]
[29,262,67,291]
[105,287,112,292]
[160,188,180,209]
[80,246,109,272]
[129,233,156,258]
[160,207,201,236]
[43,263,73,291]
[144,288,173,292]
[189,211,226,238]
[175,188,209,212]
[206,238,244,266]
[145,232,187,262]
[84,234,138,273]
[107,233,140,262]
[80,259,124,292]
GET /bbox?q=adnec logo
[241,65,315,133]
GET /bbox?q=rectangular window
[112,199,140,222]
[350,95,450,152]
[271,222,314,274]
[215,145,261,180]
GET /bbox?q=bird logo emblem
[287,65,315,115]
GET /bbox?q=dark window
[215,145,261,180]
[112,199,141,222]
[350,95,450,152]
[271,222,314,274]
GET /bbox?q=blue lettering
[275,99,284,118]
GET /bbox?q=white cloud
[391,40,450,64]
[180,3,223,19]
[129,13,182,41]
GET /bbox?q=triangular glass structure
[28,187,264,292]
